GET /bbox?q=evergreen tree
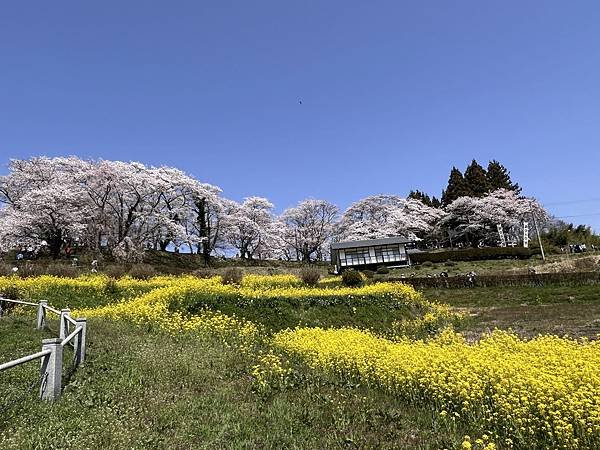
[441,167,470,206]
[408,189,432,206]
[408,190,442,208]
[486,160,521,193]
[463,159,489,197]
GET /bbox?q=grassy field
[1,273,599,449]
[0,317,468,449]
[376,252,600,278]
[423,284,600,339]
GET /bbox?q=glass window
[341,244,408,266]
[375,244,406,263]
[343,248,370,266]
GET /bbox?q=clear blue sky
[1,1,600,230]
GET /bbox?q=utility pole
[531,212,545,261]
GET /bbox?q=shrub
[0,279,21,314]
[21,263,48,277]
[46,263,79,278]
[103,278,119,296]
[422,261,434,268]
[193,268,217,279]
[0,284,19,300]
[444,260,457,267]
[410,247,539,264]
[0,263,15,276]
[112,236,145,263]
[299,267,321,286]
[0,264,10,276]
[376,266,390,275]
[222,267,243,285]
[342,269,363,287]
[103,265,128,279]
[128,263,157,280]
[362,270,375,279]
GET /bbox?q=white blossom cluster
[0,157,549,261]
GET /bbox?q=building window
[339,243,408,267]
[343,248,370,266]
[375,245,406,263]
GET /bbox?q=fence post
[74,318,87,365]
[59,309,70,339]
[40,338,62,401]
[37,301,48,330]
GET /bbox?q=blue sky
[1,1,600,230]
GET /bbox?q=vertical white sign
[523,222,529,248]
[497,224,506,247]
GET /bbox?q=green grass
[424,283,600,307]
[2,274,599,449]
[175,296,423,335]
[206,302,414,333]
[0,318,469,449]
[375,252,598,278]
[423,284,600,339]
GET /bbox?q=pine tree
[441,167,470,206]
[408,190,442,208]
[408,190,431,206]
[463,159,489,197]
[486,160,521,193]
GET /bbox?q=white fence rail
[0,297,87,401]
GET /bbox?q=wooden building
[330,237,415,273]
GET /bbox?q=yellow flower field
[73,277,262,346]
[70,276,438,341]
[3,273,599,448]
[273,327,600,449]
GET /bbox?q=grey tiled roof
[330,236,414,250]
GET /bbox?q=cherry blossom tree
[441,189,549,246]
[0,157,226,260]
[221,197,278,259]
[0,185,90,258]
[280,199,339,261]
[77,160,225,259]
[188,183,227,261]
[0,156,553,261]
[337,195,445,242]
[0,158,90,257]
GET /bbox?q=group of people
[560,243,595,253]
[15,245,40,261]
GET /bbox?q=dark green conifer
[463,159,489,197]
[441,167,470,205]
[486,160,521,193]
[408,190,442,208]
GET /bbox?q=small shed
[330,236,416,273]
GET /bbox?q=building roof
[330,236,414,250]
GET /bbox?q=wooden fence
[0,298,87,401]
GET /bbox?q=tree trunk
[196,197,211,266]
[48,229,63,259]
